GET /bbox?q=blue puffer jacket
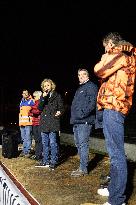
[70,80,98,125]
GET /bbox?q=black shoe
[100,174,110,181]
[19,152,25,157]
[30,155,40,160]
[100,174,111,186]
[49,164,56,170]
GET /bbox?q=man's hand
[101,53,109,61]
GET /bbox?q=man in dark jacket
[70,68,98,177]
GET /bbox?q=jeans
[73,124,92,172]
[103,109,127,205]
[33,126,43,159]
[20,125,32,154]
[41,132,58,165]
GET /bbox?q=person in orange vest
[19,89,34,157]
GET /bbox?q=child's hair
[41,78,56,91]
[33,91,42,99]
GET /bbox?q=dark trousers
[33,126,43,159]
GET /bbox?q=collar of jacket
[79,79,89,85]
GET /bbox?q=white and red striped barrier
[0,162,40,205]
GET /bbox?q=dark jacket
[38,91,64,132]
[70,80,98,125]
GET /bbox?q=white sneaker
[103,202,126,205]
[97,187,109,196]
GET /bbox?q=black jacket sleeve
[38,94,49,111]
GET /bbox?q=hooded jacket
[70,80,98,125]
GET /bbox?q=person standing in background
[29,91,43,161]
[19,89,34,157]
[70,68,98,177]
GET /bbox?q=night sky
[1,1,136,122]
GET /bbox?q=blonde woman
[29,91,43,160]
[35,79,64,169]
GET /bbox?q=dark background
[1,0,136,126]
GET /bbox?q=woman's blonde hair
[41,78,56,91]
[33,91,42,99]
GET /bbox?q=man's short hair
[78,68,89,77]
[22,89,30,95]
[103,32,123,46]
